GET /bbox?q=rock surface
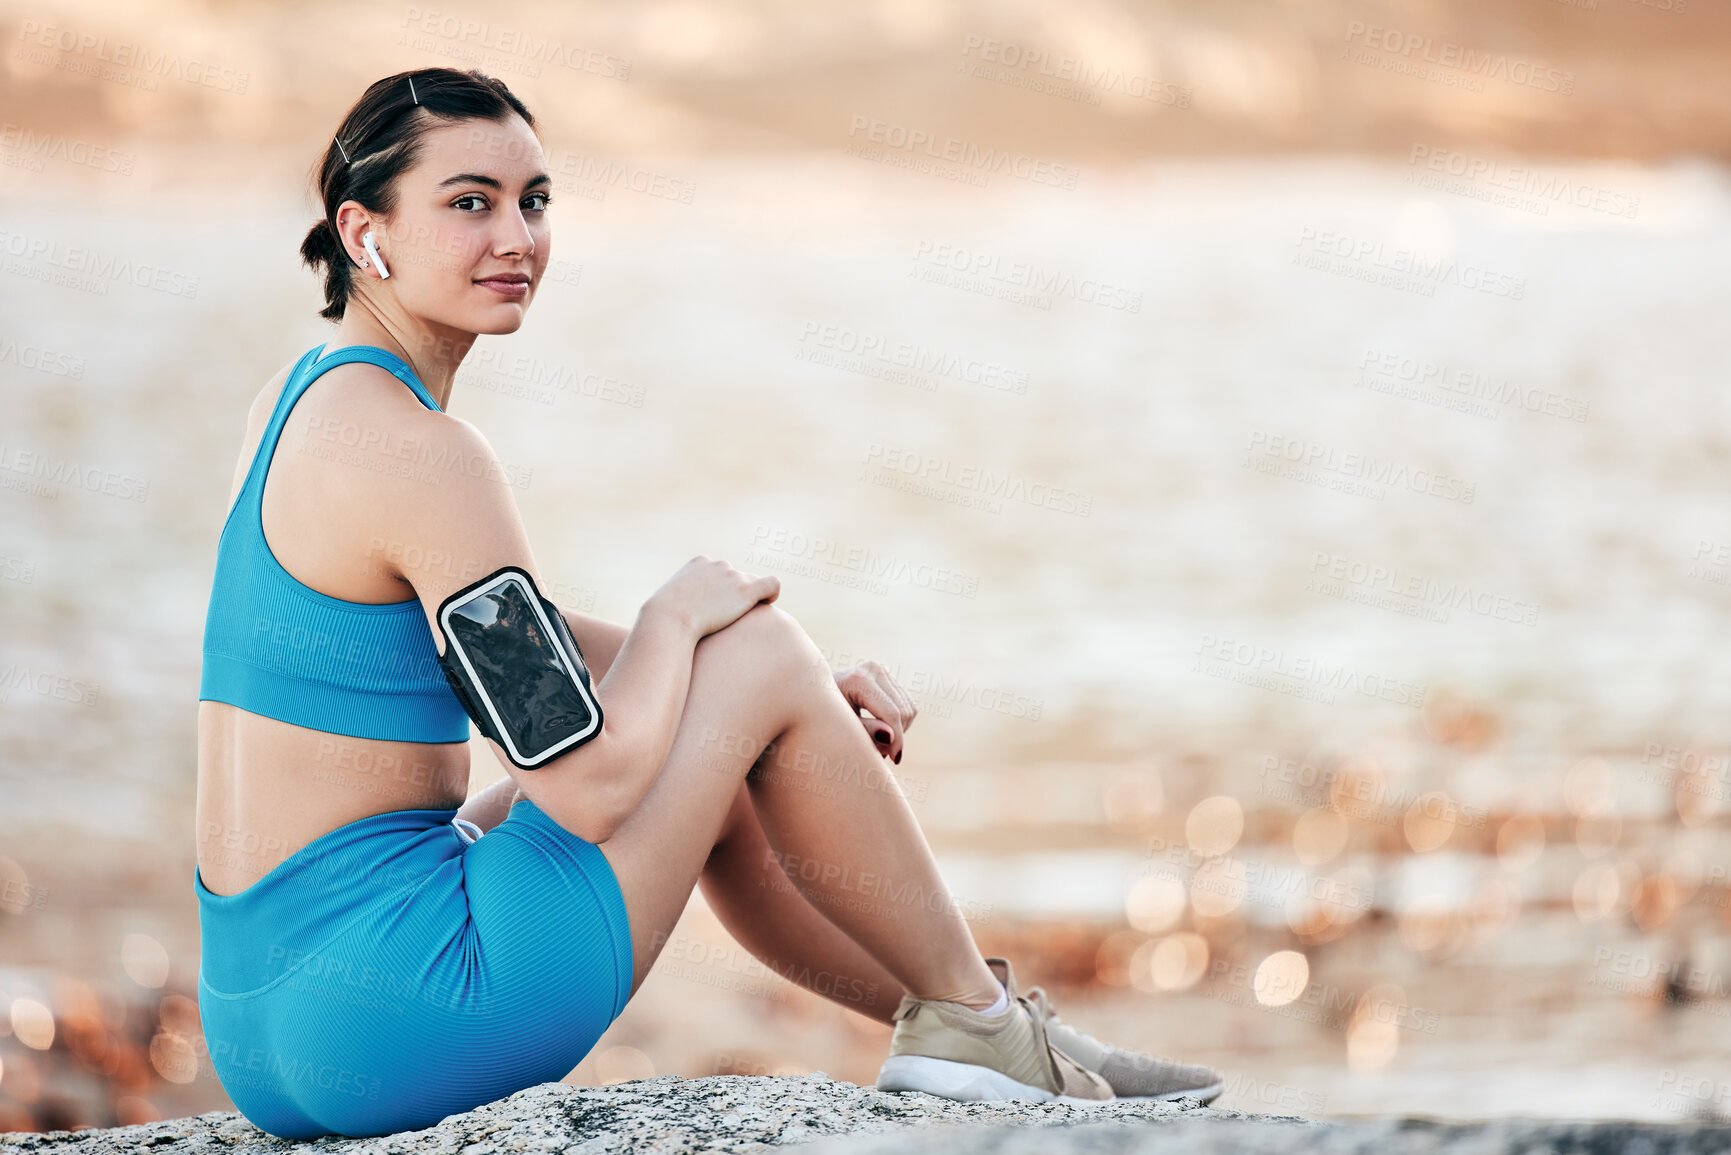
[0,1076,1727,1155]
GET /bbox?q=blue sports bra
[198,343,471,743]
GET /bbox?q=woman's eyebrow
[436,172,553,191]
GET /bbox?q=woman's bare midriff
[195,359,471,899]
[195,702,471,897]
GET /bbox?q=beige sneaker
[875,958,1115,1105]
[1042,1010,1223,1103]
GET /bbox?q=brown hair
[300,68,538,320]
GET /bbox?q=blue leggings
[194,799,633,1139]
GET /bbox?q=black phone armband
[435,565,604,770]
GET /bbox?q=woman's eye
[524,192,552,211]
[453,194,488,212]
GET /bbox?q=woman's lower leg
[698,784,907,1023]
[726,659,1001,1009]
[595,604,1000,1010]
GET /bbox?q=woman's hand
[645,555,780,640]
[834,660,918,764]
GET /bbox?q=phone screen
[445,576,597,761]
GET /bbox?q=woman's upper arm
[381,413,623,837]
[384,412,542,634]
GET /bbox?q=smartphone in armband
[435,566,604,770]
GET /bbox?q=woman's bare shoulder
[246,357,301,427]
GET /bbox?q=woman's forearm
[517,600,698,841]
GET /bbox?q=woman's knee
[694,603,825,689]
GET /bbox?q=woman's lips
[476,278,528,298]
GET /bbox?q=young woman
[193,67,1222,1140]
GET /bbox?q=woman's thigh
[595,603,822,995]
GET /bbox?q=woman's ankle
[945,975,1008,1013]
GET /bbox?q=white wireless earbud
[362,230,391,279]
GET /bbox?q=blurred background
[4,0,1731,1134]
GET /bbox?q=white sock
[978,979,1009,1016]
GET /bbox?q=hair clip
[333,136,350,164]
[408,76,419,105]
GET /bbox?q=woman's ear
[332,203,375,273]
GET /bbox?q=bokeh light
[147,1032,199,1084]
[1125,873,1189,935]
[1131,932,1210,993]
[9,998,54,1051]
[1346,985,1406,1072]
[1573,864,1621,922]
[121,933,171,989]
[1253,950,1310,1007]
[1495,815,1546,870]
[1185,796,1244,857]
[1563,758,1614,817]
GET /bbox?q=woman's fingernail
[893,750,902,765]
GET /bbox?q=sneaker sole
[876,1055,1115,1106]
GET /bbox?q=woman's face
[356,114,552,337]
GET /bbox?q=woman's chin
[466,307,530,336]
